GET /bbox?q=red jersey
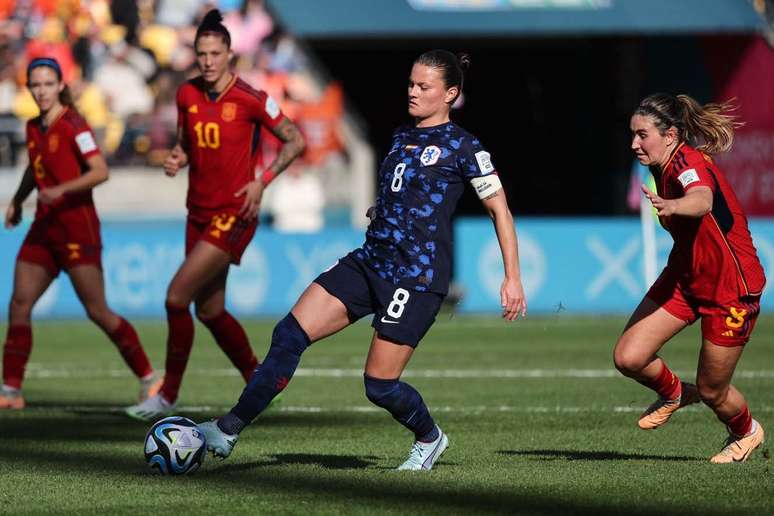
[176,75,286,218]
[654,143,765,302]
[26,107,101,244]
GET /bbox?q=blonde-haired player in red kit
[615,93,765,463]
[125,10,305,420]
[1,58,161,409]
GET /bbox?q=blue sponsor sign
[455,217,774,314]
[1,217,773,319]
[0,220,362,319]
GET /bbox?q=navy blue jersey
[355,122,497,294]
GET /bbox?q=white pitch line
[15,404,774,415]
[21,367,774,380]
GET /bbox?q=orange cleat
[710,420,765,464]
[0,392,25,410]
[638,382,700,430]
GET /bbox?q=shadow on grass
[499,449,697,461]
[217,453,379,471]
[0,410,374,445]
[0,444,726,516]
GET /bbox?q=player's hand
[235,180,265,220]
[38,185,65,205]
[4,203,21,228]
[164,147,186,177]
[500,276,526,321]
[642,184,677,216]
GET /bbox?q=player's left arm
[236,117,306,219]
[480,185,527,320]
[38,155,109,205]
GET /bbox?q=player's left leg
[67,264,158,401]
[194,268,257,382]
[698,339,764,463]
[364,333,449,471]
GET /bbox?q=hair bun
[201,8,223,26]
[457,53,471,70]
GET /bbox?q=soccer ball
[144,416,206,475]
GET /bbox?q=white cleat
[397,426,449,471]
[125,393,175,421]
[197,420,239,459]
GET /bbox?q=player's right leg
[613,293,695,430]
[201,282,356,458]
[125,241,230,421]
[1,259,55,409]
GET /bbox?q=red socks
[201,311,258,382]
[108,318,153,379]
[641,362,682,400]
[2,325,32,389]
[160,305,195,403]
[723,404,753,437]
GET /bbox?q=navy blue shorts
[314,252,444,347]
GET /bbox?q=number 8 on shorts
[387,288,410,319]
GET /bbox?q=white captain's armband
[470,174,502,199]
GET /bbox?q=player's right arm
[165,87,190,177]
[164,127,189,177]
[5,165,34,228]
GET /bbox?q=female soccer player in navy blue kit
[199,50,527,470]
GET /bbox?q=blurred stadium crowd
[0,0,346,174]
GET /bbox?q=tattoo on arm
[267,118,306,175]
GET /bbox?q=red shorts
[186,211,257,265]
[17,225,102,278]
[646,269,760,347]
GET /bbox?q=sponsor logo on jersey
[221,102,237,122]
[677,168,700,187]
[28,141,35,149]
[420,145,441,166]
[721,330,734,337]
[265,95,281,119]
[48,133,59,153]
[475,150,494,174]
[75,131,97,154]
[404,144,418,151]
[188,104,198,114]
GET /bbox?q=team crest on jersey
[48,134,59,153]
[221,102,237,122]
[420,145,441,166]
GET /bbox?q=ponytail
[59,85,75,108]
[675,95,742,155]
[635,93,743,155]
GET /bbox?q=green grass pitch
[1,315,772,515]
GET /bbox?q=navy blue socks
[364,375,438,442]
[219,313,310,434]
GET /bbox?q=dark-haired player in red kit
[1,58,160,409]
[126,10,305,420]
[615,93,766,463]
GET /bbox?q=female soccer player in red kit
[615,93,765,463]
[126,10,305,420]
[1,58,160,409]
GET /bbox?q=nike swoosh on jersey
[380,317,400,324]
